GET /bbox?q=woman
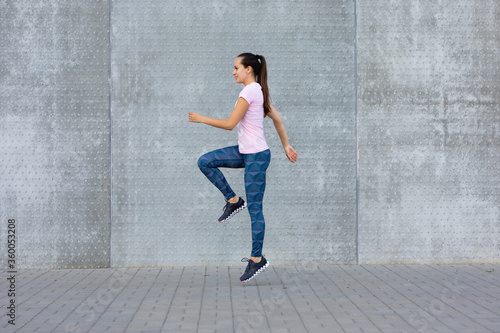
[189,53,298,282]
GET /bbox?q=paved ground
[1,264,499,333]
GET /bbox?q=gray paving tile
[2,264,499,333]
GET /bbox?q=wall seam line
[108,0,113,268]
[354,0,360,265]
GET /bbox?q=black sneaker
[218,197,246,223]
[239,256,269,282]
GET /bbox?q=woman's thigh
[243,149,271,200]
[198,145,245,169]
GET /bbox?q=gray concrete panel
[0,1,110,268]
[357,1,500,263]
[110,0,357,266]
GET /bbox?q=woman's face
[232,57,252,84]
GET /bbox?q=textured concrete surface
[109,0,356,267]
[1,264,499,332]
[357,1,500,264]
[0,1,111,268]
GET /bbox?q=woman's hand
[285,145,298,163]
[188,99,248,130]
[189,112,204,123]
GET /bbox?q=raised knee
[198,155,208,169]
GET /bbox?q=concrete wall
[109,0,356,267]
[1,1,110,268]
[357,0,500,263]
[0,0,498,268]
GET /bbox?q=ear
[246,66,253,74]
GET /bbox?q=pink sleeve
[238,85,255,105]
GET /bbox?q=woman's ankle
[228,196,239,204]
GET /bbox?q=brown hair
[237,53,271,117]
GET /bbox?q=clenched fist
[188,112,203,123]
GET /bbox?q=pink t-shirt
[237,82,269,154]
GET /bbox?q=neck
[243,78,257,86]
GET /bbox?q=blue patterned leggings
[198,146,271,257]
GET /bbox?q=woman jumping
[189,53,298,282]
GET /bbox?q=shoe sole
[218,201,247,223]
[240,260,270,283]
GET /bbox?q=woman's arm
[267,104,298,163]
[189,98,249,131]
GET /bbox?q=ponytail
[237,53,271,117]
[256,55,271,117]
